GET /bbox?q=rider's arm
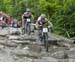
[36,16,41,26]
[36,21,39,26]
[48,20,53,26]
[22,15,24,21]
[21,15,24,29]
[31,14,34,20]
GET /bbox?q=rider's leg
[25,22,28,33]
[38,27,43,41]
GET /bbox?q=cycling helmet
[41,14,46,18]
[26,8,31,12]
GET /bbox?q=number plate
[27,19,31,22]
[43,28,48,33]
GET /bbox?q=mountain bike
[38,25,49,52]
[24,18,31,35]
[42,26,48,52]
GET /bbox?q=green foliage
[0,0,75,37]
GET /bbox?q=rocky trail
[0,27,75,62]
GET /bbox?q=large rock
[12,47,40,59]
[41,57,58,62]
[67,48,75,59]
[57,41,72,48]
[11,40,30,44]
[9,27,22,35]
[8,35,21,40]
[22,35,37,41]
[48,33,74,43]
[33,57,58,62]
[29,42,41,53]
[0,40,18,47]
[14,57,33,62]
[51,51,68,59]
[0,29,9,36]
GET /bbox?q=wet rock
[29,42,41,53]
[57,59,69,62]
[68,59,75,62]
[51,51,68,59]
[0,48,14,62]
[9,27,22,35]
[42,57,58,62]
[14,57,33,62]
[0,40,18,47]
[48,33,61,41]
[0,36,7,40]
[11,40,30,44]
[33,57,58,62]
[0,29,8,36]
[22,35,37,41]
[70,37,75,40]
[8,35,21,40]
[57,41,72,49]
[68,47,75,51]
[48,33,74,43]
[12,47,40,59]
[0,27,75,62]
[0,45,5,49]
[23,46,30,50]
[48,38,58,45]
[67,48,75,59]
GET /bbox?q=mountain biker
[22,8,34,33]
[36,14,53,41]
[36,14,53,31]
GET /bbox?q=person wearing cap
[22,8,34,32]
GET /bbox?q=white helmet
[41,14,46,18]
[26,8,31,12]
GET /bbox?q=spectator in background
[5,16,18,28]
[0,12,3,25]
[0,12,7,28]
[12,19,18,28]
[0,12,3,20]
[7,16,13,26]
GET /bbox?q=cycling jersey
[23,12,31,19]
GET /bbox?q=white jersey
[0,17,3,21]
[37,16,48,22]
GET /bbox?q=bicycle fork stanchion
[24,22,28,34]
[38,29,43,42]
[24,19,31,35]
[27,23,31,35]
[42,27,49,52]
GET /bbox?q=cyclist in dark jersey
[22,8,34,33]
